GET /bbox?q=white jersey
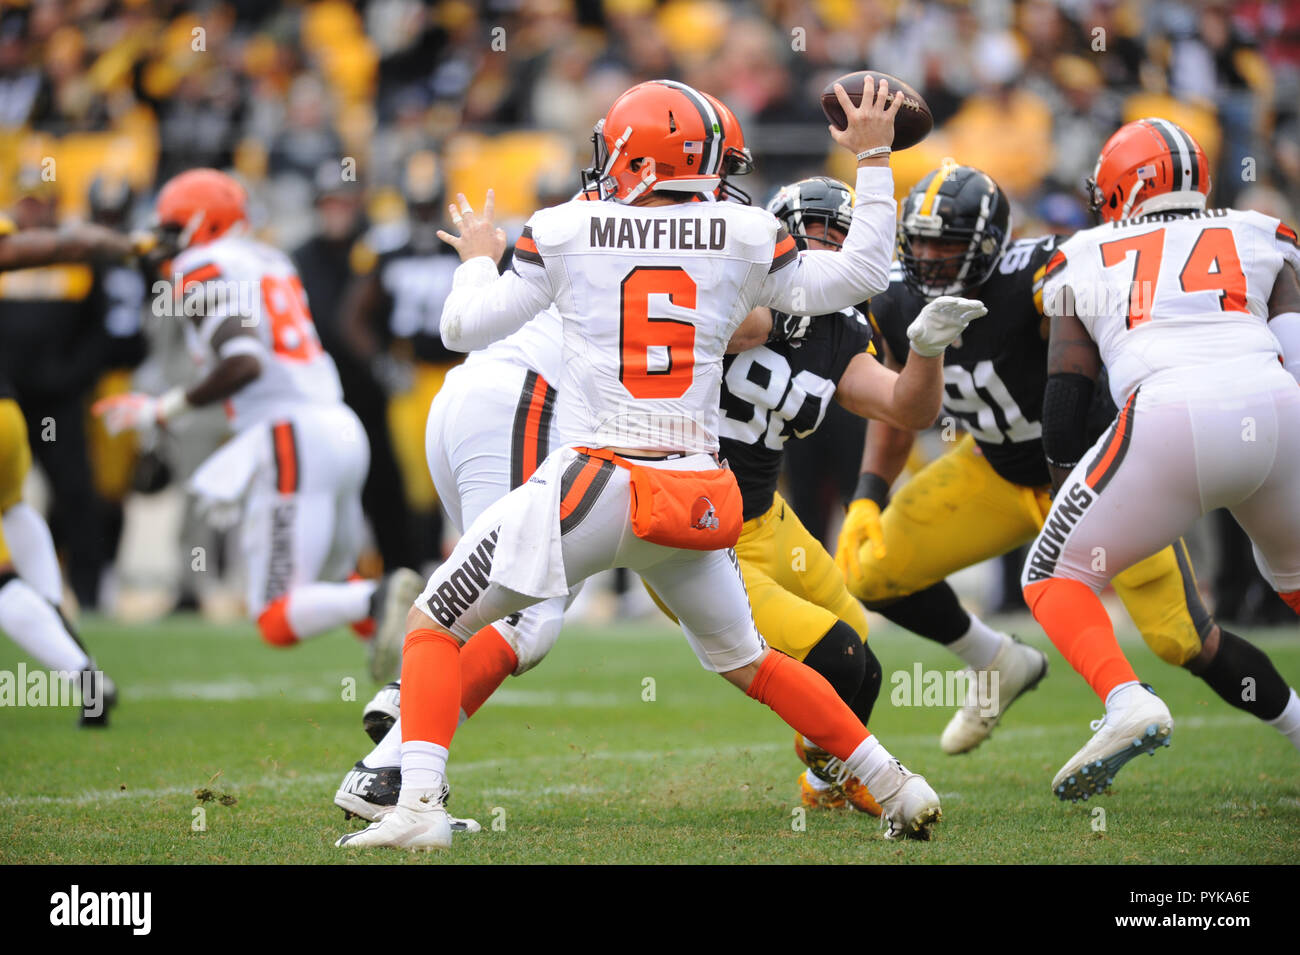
[439,166,896,454]
[171,233,343,430]
[462,304,564,386]
[1043,208,1300,405]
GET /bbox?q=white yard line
[0,741,788,809]
[0,713,1273,809]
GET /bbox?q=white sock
[947,614,1005,669]
[363,717,404,768]
[803,770,832,791]
[843,735,891,787]
[1104,680,1143,710]
[400,740,448,796]
[2,503,64,605]
[285,580,377,639]
[0,577,90,672]
[1266,689,1300,752]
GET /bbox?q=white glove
[194,495,243,531]
[92,387,190,437]
[906,296,988,357]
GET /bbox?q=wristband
[856,146,892,162]
[852,472,891,508]
[156,386,192,423]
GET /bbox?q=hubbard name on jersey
[720,308,875,519]
[171,234,344,430]
[869,235,1059,487]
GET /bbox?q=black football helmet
[765,176,854,250]
[898,160,1010,298]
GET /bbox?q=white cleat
[1052,684,1173,802]
[367,568,424,683]
[336,796,453,850]
[870,759,942,841]
[940,634,1048,755]
[334,764,481,832]
[362,681,401,744]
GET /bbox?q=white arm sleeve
[758,165,896,315]
[1271,311,1300,383]
[439,255,553,352]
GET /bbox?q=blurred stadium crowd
[0,0,1296,623]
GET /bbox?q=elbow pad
[1041,373,1095,470]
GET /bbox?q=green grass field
[1,612,1297,864]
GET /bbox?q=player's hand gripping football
[437,190,508,265]
[836,498,887,584]
[828,78,904,158]
[906,295,988,357]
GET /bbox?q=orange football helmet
[1087,118,1211,224]
[584,80,728,203]
[155,168,248,249]
[702,91,753,203]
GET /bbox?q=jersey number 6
[619,266,697,399]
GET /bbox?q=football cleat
[1052,684,1173,802]
[367,568,424,683]
[799,771,847,810]
[334,762,480,832]
[794,733,883,816]
[940,634,1049,754]
[336,796,452,851]
[78,670,117,728]
[335,762,403,821]
[363,681,401,744]
[869,758,941,840]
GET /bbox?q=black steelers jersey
[355,224,463,363]
[719,308,875,520]
[868,235,1060,487]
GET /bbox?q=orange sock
[460,625,518,718]
[400,628,462,748]
[1281,590,1300,616]
[1024,577,1138,702]
[745,651,869,760]
[256,596,297,647]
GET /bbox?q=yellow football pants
[0,398,33,566]
[651,492,871,661]
[386,359,459,512]
[848,434,1212,666]
[87,370,139,502]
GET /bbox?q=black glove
[767,310,812,346]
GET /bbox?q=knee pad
[256,597,297,647]
[801,619,867,705]
[496,598,565,675]
[1138,618,1202,667]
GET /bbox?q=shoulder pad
[527,202,590,250]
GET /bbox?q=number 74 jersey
[171,233,344,429]
[1042,208,1300,405]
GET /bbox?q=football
[820,70,933,151]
